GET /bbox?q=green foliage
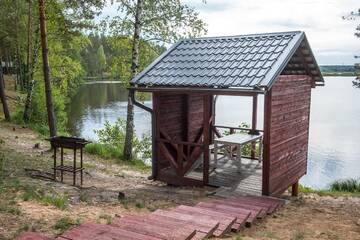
[94,118,152,160]
[97,45,107,75]
[28,82,67,132]
[95,118,126,148]
[330,178,360,192]
[108,0,207,43]
[84,143,150,171]
[85,143,123,159]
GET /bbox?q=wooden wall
[263,75,312,196]
[153,93,205,178]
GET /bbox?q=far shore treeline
[0,0,207,161]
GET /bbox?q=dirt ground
[1,76,360,240]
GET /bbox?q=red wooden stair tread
[196,202,253,223]
[112,215,196,240]
[173,205,237,237]
[58,222,161,240]
[210,199,268,218]
[151,209,220,237]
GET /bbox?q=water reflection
[67,77,360,189]
[66,82,151,140]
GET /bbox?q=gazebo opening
[185,94,265,196]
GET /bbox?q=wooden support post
[80,147,83,186]
[262,91,272,196]
[53,147,57,181]
[251,94,258,159]
[73,149,76,186]
[203,95,211,185]
[152,93,160,180]
[176,144,183,176]
[60,147,63,182]
[292,181,299,197]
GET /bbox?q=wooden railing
[157,138,204,177]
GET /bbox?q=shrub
[93,118,151,161]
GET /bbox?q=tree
[97,45,106,78]
[0,64,11,121]
[344,9,360,88]
[109,0,207,160]
[38,0,56,137]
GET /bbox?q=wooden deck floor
[186,154,262,196]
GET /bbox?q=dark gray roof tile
[131,31,324,89]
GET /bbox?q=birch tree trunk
[26,0,33,89]
[23,0,34,122]
[123,0,143,161]
[38,0,57,137]
[0,64,10,121]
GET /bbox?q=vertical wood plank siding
[154,92,206,178]
[266,75,312,196]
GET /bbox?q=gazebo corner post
[251,94,258,159]
[202,95,211,185]
[130,88,157,180]
[291,181,299,197]
[262,90,272,196]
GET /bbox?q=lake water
[67,77,360,189]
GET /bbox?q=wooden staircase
[18,195,286,240]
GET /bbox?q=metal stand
[48,137,90,186]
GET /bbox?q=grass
[98,214,113,225]
[292,230,305,240]
[53,217,79,233]
[330,179,360,192]
[85,143,123,160]
[84,142,150,172]
[21,187,68,210]
[135,201,145,209]
[19,183,68,210]
[257,231,279,239]
[299,178,360,197]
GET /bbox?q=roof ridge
[184,31,303,42]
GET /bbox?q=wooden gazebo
[130,31,323,196]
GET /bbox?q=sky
[100,0,359,65]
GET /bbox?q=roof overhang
[130,86,265,96]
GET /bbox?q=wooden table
[214,133,263,173]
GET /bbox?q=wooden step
[112,216,196,240]
[145,213,210,240]
[58,222,161,240]
[173,205,237,237]
[151,209,219,238]
[244,196,286,208]
[210,198,267,219]
[195,202,251,230]
[228,196,283,214]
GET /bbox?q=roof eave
[129,85,265,95]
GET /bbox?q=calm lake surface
[67,77,360,189]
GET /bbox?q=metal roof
[131,31,324,91]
